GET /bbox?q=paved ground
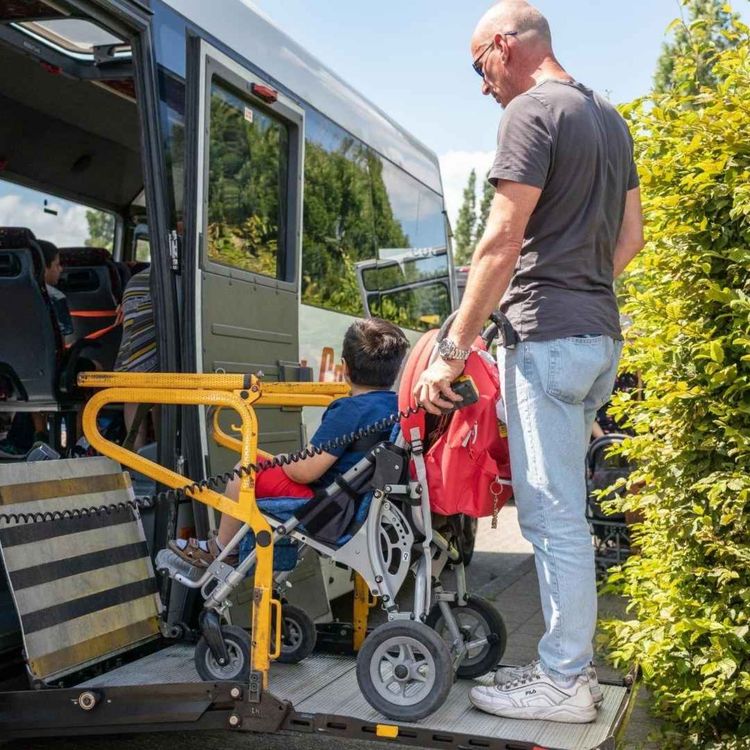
[3,504,662,750]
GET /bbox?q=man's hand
[413,358,467,415]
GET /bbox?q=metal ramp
[0,457,162,684]
[80,644,628,750]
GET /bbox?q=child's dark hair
[38,240,59,268]
[342,318,409,388]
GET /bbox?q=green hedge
[601,17,750,750]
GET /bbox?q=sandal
[168,535,239,568]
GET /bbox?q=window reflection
[206,80,289,279]
[360,251,451,291]
[302,110,449,329]
[366,283,452,332]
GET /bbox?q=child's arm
[282,450,337,484]
[282,398,357,485]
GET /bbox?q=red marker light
[41,62,62,75]
[251,83,278,104]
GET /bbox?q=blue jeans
[498,335,623,680]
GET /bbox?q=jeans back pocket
[545,336,608,405]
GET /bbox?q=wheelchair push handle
[436,310,517,350]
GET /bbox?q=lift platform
[0,372,633,750]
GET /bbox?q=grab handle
[269,598,283,660]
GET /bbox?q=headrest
[0,227,44,281]
[59,246,113,266]
[0,226,38,249]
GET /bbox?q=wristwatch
[437,338,471,361]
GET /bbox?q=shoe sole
[470,695,597,724]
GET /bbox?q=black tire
[274,604,317,664]
[426,595,507,679]
[194,624,250,682]
[461,515,478,566]
[356,620,453,721]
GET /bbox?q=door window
[206,79,290,280]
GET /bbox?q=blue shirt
[310,390,397,489]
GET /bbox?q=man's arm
[413,180,541,414]
[613,187,645,278]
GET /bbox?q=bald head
[471,1,566,107]
[473,1,552,52]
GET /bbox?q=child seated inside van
[170,317,409,567]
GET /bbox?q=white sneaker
[495,660,603,707]
[471,662,597,723]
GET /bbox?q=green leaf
[709,341,725,363]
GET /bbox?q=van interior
[0,6,151,446]
[0,3,155,683]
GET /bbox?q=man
[414,0,644,724]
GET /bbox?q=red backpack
[398,331,513,523]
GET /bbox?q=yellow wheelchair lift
[79,371,350,689]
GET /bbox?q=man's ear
[494,32,510,63]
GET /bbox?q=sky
[249,0,740,223]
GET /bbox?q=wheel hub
[394,664,409,679]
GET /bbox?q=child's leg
[217,464,314,548]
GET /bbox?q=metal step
[80,644,628,750]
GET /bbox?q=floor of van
[79,644,627,750]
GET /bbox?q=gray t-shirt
[488,80,638,341]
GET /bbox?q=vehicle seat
[0,227,61,411]
[58,247,123,370]
[114,260,132,296]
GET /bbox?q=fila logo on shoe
[525,689,537,695]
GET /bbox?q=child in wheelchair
[168,317,409,568]
[156,314,514,721]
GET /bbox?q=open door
[187,41,305,485]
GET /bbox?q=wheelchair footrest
[155,548,204,582]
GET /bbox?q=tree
[85,209,115,250]
[453,169,477,265]
[654,0,740,94]
[602,13,750,749]
[474,177,495,245]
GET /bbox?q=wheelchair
[586,433,633,570]
[155,322,511,721]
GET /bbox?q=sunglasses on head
[472,32,518,78]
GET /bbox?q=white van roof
[162,0,444,194]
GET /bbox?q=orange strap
[84,322,120,341]
[64,320,121,349]
[70,310,118,318]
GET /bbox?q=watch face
[438,339,453,358]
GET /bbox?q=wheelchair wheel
[426,595,507,679]
[274,603,317,664]
[356,621,453,721]
[194,624,250,682]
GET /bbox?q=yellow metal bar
[79,371,255,391]
[353,573,375,652]
[257,382,350,397]
[78,372,349,688]
[79,371,350,399]
[211,407,272,458]
[82,388,261,523]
